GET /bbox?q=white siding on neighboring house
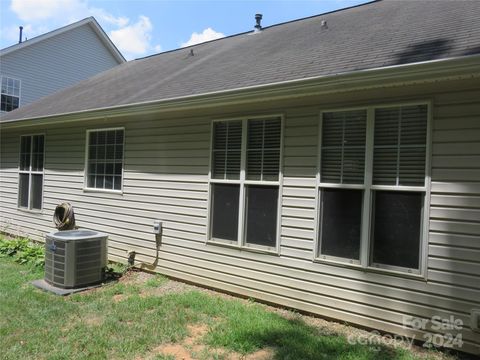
[0,78,479,355]
[0,23,122,108]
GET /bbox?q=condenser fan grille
[44,230,108,289]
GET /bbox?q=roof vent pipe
[321,20,328,29]
[254,14,263,32]
[19,26,23,43]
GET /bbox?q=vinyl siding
[0,23,121,107]
[1,79,479,355]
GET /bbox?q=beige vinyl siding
[1,78,479,354]
[281,111,317,259]
[428,91,480,304]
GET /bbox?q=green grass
[0,256,454,360]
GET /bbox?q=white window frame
[206,115,284,254]
[83,127,125,194]
[1,76,21,112]
[314,101,432,278]
[18,133,45,212]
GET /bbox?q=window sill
[206,240,280,256]
[313,257,425,280]
[83,188,123,195]
[17,207,43,214]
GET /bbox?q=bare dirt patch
[185,324,209,345]
[142,279,190,297]
[243,348,275,360]
[118,268,155,285]
[152,324,209,359]
[112,293,127,303]
[148,322,275,360]
[157,343,193,359]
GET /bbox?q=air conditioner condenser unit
[44,230,108,289]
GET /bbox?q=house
[0,17,125,113]
[1,0,479,355]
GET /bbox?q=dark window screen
[31,135,44,171]
[20,136,31,170]
[372,191,422,269]
[320,188,362,260]
[18,173,29,208]
[31,174,43,210]
[211,184,240,241]
[245,185,278,247]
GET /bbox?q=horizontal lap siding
[0,119,210,255]
[1,82,479,354]
[428,89,480,329]
[0,24,121,107]
[281,112,317,259]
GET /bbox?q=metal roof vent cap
[254,14,263,32]
[321,20,328,29]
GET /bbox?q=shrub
[0,236,45,267]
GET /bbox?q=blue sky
[1,0,369,60]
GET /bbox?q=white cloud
[6,0,160,59]
[11,0,129,26]
[10,0,86,22]
[90,7,129,27]
[181,28,225,48]
[109,16,153,59]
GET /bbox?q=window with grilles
[18,134,44,210]
[85,128,124,191]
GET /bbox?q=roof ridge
[260,0,380,32]
[135,0,379,61]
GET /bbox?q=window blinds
[321,110,367,184]
[247,118,281,181]
[212,121,242,179]
[373,105,427,186]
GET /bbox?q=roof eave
[2,54,480,129]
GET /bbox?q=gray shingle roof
[3,0,480,122]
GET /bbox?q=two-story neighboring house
[0,17,125,113]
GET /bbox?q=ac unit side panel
[43,233,108,289]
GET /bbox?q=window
[18,135,44,210]
[317,104,429,274]
[209,116,282,250]
[318,110,367,262]
[1,77,20,112]
[85,128,124,191]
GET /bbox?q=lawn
[0,256,464,360]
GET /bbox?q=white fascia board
[0,18,94,56]
[2,54,480,129]
[87,19,126,64]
